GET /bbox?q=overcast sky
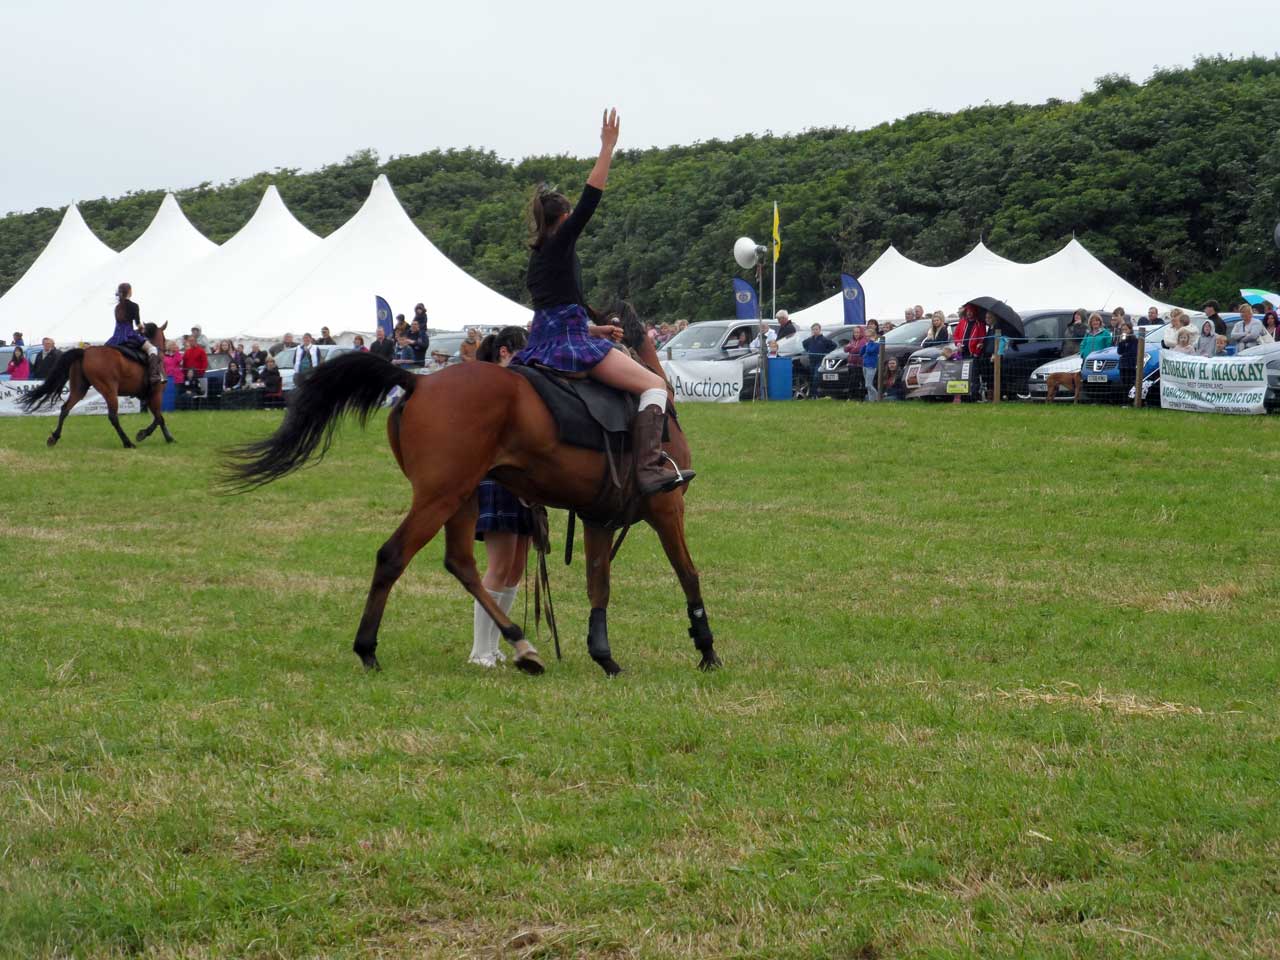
[1,0,1271,215]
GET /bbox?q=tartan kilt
[513,303,614,373]
[475,477,535,540]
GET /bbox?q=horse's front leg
[647,493,720,670]
[584,524,622,677]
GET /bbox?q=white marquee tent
[245,175,530,340]
[793,239,1181,326]
[146,185,323,341]
[48,194,218,344]
[0,177,531,346]
[0,204,115,340]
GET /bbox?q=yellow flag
[772,203,781,262]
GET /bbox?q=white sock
[638,388,667,413]
[496,586,517,615]
[468,588,506,665]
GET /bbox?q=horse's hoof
[593,656,623,677]
[165,437,176,444]
[357,651,381,671]
[134,432,147,443]
[122,441,135,449]
[46,436,58,447]
[514,651,545,675]
[698,652,722,672]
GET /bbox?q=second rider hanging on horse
[518,108,693,497]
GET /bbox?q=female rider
[515,109,692,496]
[104,282,163,385]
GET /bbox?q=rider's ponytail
[528,186,571,250]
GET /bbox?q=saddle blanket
[509,364,636,451]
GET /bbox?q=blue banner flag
[376,296,394,337]
[840,273,866,326]
[732,278,759,321]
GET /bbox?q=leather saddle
[509,363,637,452]
[109,344,148,367]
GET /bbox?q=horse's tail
[222,353,417,491]
[18,349,83,411]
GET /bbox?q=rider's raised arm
[587,107,619,191]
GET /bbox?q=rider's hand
[590,324,624,342]
[600,108,619,152]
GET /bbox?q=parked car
[0,345,44,381]
[904,309,1095,401]
[660,319,773,362]
[415,330,482,373]
[1025,353,1088,401]
[1079,323,1168,403]
[740,321,859,400]
[814,319,937,400]
[1236,341,1280,412]
[270,344,354,392]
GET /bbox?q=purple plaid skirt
[514,303,614,372]
[475,477,534,540]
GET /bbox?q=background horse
[225,308,718,677]
[19,324,174,449]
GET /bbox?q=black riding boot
[633,406,694,496]
[147,352,165,385]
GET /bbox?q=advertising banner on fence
[660,359,742,403]
[1159,354,1268,415]
[0,379,141,417]
[904,355,972,398]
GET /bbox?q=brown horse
[225,311,718,677]
[19,323,174,448]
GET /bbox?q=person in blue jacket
[861,319,881,401]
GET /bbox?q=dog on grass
[1045,371,1080,401]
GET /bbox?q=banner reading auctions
[1159,354,1268,415]
[0,379,141,417]
[660,359,742,403]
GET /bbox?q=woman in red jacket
[182,339,208,392]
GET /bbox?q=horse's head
[142,322,164,349]
[600,300,647,352]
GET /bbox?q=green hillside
[2,55,1278,320]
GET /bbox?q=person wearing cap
[189,325,209,349]
[10,332,23,347]
[1202,300,1228,336]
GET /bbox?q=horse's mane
[600,300,647,352]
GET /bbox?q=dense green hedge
[2,55,1278,319]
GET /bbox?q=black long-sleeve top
[526,184,602,310]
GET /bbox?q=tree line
[2,55,1277,320]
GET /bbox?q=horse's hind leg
[48,369,88,447]
[352,500,453,670]
[647,494,720,670]
[443,502,544,675]
[584,524,622,676]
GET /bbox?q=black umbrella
[965,297,1024,337]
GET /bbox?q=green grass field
[2,401,1278,959]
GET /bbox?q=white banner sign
[0,379,141,417]
[1159,354,1268,415]
[660,359,743,403]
